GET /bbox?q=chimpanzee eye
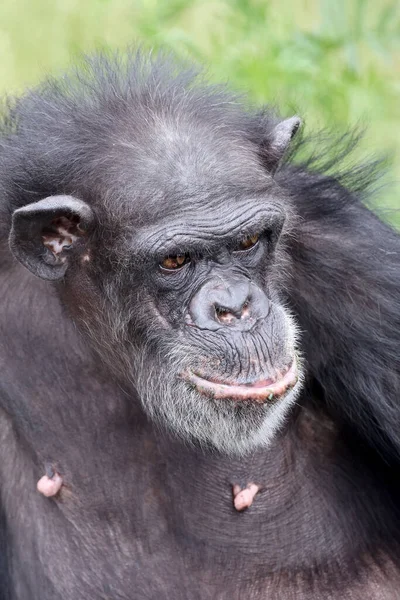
[235,234,260,252]
[159,254,190,271]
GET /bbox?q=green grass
[0,0,399,222]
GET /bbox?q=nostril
[241,301,250,319]
[215,301,251,324]
[215,306,236,325]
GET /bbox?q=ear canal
[9,195,94,281]
[262,116,302,174]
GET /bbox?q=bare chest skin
[1,272,400,600]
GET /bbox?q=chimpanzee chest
[5,480,400,600]
[9,526,400,600]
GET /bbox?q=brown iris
[236,234,259,251]
[160,254,190,270]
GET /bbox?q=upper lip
[183,359,298,403]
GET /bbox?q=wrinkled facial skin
[70,191,303,456]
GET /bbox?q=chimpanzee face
[8,88,303,454]
[127,190,301,455]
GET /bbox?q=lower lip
[183,359,298,403]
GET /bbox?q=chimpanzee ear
[9,195,94,281]
[261,116,302,174]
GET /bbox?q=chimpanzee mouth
[182,359,298,403]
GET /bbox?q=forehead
[112,115,273,225]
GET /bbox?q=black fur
[283,161,400,460]
[0,50,400,599]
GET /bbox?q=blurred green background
[0,0,399,222]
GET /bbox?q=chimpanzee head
[7,53,303,454]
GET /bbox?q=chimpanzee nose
[188,277,265,332]
[213,280,250,325]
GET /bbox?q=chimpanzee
[0,50,400,599]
